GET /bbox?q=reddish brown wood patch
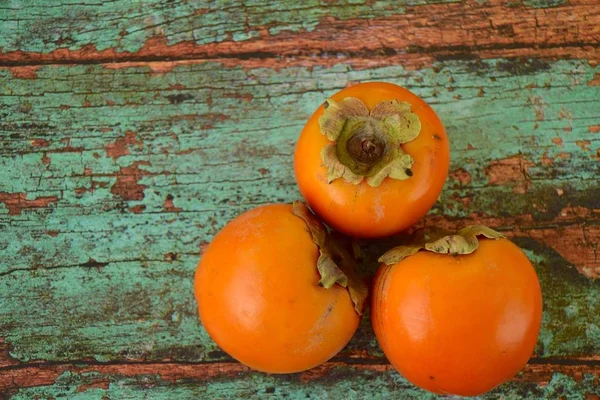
[588,73,600,86]
[449,168,472,187]
[1,360,599,393]
[527,224,600,279]
[30,139,50,148]
[1,1,598,70]
[7,66,39,79]
[163,194,182,212]
[484,155,534,194]
[105,131,143,160]
[0,338,19,369]
[110,161,150,201]
[128,205,147,214]
[0,193,59,215]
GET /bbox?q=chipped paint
[0,59,599,374]
[449,168,472,187]
[104,131,142,160]
[1,2,599,71]
[7,66,39,79]
[1,0,599,396]
[30,139,50,148]
[588,73,600,86]
[484,155,534,192]
[110,161,150,201]
[163,195,182,213]
[0,337,19,368]
[2,361,600,399]
[0,193,59,215]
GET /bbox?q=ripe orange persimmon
[295,82,450,238]
[371,226,543,396]
[194,202,367,373]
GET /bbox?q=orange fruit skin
[194,204,360,373]
[294,82,450,238]
[371,239,543,396]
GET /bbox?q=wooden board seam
[1,41,600,68]
[2,357,600,374]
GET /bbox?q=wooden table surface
[1,0,599,398]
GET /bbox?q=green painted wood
[1,0,600,397]
[6,364,600,400]
[0,59,599,369]
[0,0,459,54]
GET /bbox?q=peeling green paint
[1,59,599,369]
[0,0,460,53]
[1,0,599,397]
[7,367,600,400]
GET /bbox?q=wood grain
[1,58,598,372]
[2,359,600,399]
[1,0,599,398]
[1,0,599,70]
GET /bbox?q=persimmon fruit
[194,202,367,373]
[371,226,543,396]
[294,82,450,238]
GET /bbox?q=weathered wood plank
[0,59,599,369]
[0,0,460,54]
[1,0,599,71]
[2,0,599,398]
[2,360,600,399]
[1,60,599,266]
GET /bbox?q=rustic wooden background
[1,0,599,398]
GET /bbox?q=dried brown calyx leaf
[379,225,505,265]
[292,201,368,315]
[319,97,421,187]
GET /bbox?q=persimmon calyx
[319,97,421,187]
[379,225,505,265]
[292,201,368,315]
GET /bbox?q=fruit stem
[378,225,505,265]
[319,97,421,187]
[345,125,387,165]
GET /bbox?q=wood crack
[0,258,184,278]
[1,356,599,374]
[1,40,599,68]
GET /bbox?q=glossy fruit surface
[294,82,450,238]
[371,238,543,396]
[195,204,360,373]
